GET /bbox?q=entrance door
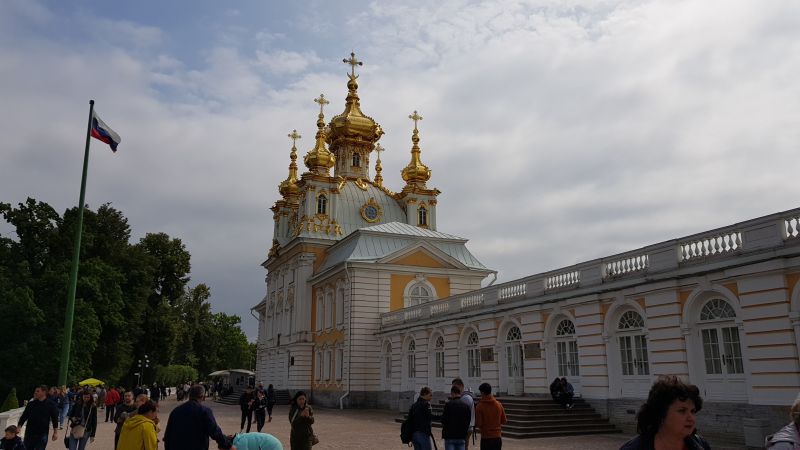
[700,326,746,401]
[505,326,524,395]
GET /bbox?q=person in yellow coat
[117,399,158,450]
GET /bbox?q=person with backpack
[441,385,471,450]
[452,378,475,449]
[407,386,440,450]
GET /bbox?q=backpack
[400,405,414,445]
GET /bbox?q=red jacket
[475,394,507,439]
[105,388,120,406]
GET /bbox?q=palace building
[254,53,800,442]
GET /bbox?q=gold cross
[343,52,363,77]
[408,110,423,131]
[288,129,301,146]
[374,143,385,160]
[313,94,330,115]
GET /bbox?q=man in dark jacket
[163,385,231,450]
[17,385,58,450]
[410,386,440,450]
[238,388,254,433]
[442,385,471,450]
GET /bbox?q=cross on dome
[374,143,385,161]
[288,129,302,146]
[408,110,423,131]
[343,52,363,78]
[313,94,330,115]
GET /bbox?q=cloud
[2,0,800,339]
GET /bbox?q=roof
[316,221,488,273]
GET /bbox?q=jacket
[18,398,58,437]
[766,422,800,450]
[67,403,98,438]
[232,432,283,450]
[163,399,230,450]
[460,390,476,427]
[117,414,158,450]
[105,389,120,407]
[0,436,25,450]
[441,397,471,440]
[474,395,507,439]
[619,433,711,450]
[409,398,437,436]
[289,404,315,450]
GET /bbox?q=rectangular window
[407,354,416,378]
[336,289,345,327]
[467,349,481,378]
[634,334,650,375]
[435,351,445,378]
[619,336,634,376]
[701,328,722,374]
[557,340,580,377]
[721,327,744,374]
[384,355,392,381]
[315,298,323,332]
[315,352,322,381]
[324,295,333,329]
[324,351,331,380]
[336,348,344,380]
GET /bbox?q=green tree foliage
[0,198,254,401]
[0,388,19,413]
[154,365,198,387]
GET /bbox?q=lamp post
[137,354,150,386]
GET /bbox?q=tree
[0,388,19,413]
[154,365,198,387]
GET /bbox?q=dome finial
[401,110,431,187]
[343,51,363,79]
[303,94,336,175]
[279,129,301,200]
[374,143,385,187]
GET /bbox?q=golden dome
[401,110,431,186]
[303,94,336,175]
[279,130,301,199]
[327,53,384,147]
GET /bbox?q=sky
[1,0,799,340]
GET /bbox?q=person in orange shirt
[474,383,507,450]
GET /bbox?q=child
[0,425,25,450]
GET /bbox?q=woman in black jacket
[67,390,97,450]
[252,390,268,432]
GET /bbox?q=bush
[1,388,19,413]
[154,365,198,387]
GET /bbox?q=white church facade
[254,53,800,441]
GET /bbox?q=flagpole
[58,99,94,386]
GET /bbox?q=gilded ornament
[278,129,302,200]
[354,178,368,191]
[360,197,383,223]
[304,94,336,174]
[401,110,432,187]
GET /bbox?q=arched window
[406,283,432,307]
[466,331,481,378]
[418,205,428,226]
[316,194,327,215]
[555,319,579,377]
[434,335,445,378]
[698,298,743,374]
[383,342,393,384]
[506,326,524,378]
[617,311,649,376]
[406,339,416,378]
[352,152,361,167]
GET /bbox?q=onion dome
[279,130,301,200]
[303,94,336,175]
[327,53,384,147]
[401,110,431,187]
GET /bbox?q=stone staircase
[397,396,621,439]
[215,389,291,406]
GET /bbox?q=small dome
[327,75,384,147]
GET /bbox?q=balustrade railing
[546,271,580,290]
[679,231,742,262]
[379,207,800,328]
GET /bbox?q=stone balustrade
[0,407,24,434]
[380,206,800,329]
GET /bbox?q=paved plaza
[84,397,744,450]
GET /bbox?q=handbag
[70,405,90,439]
[291,407,320,446]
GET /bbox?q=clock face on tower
[360,198,382,223]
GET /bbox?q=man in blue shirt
[163,385,231,450]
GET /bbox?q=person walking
[47,387,65,432]
[266,385,277,423]
[95,388,105,413]
[288,391,315,450]
[409,386,439,450]
[57,387,69,430]
[17,385,59,450]
[116,400,158,450]
[104,387,120,422]
[1,425,25,450]
[766,398,800,449]
[239,388,254,433]
[559,378,574,409]
[474,383,506,450]
[162,384,231,450]
[442,385,472,450]
[252,390,268,432]
[113,391,140,449]
[619,375,710,450]
[231,432,283,450]
[452,378,475,449]
[66,390,97,450]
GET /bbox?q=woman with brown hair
[67,390,97,450]
[620,376,710,450]
[288,391,315,450]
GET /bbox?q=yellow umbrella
[78,378,104,387]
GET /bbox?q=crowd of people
[5,375,800,450]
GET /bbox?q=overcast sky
[2,0,799,339]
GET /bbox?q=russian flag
[90,111,121,152]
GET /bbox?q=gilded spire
[328,52,384,148]
[401,110,431,187]
[279,129,302,200]
[374,143,385,187]
[303,94,336,175]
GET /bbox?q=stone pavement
[85,397,742,450]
